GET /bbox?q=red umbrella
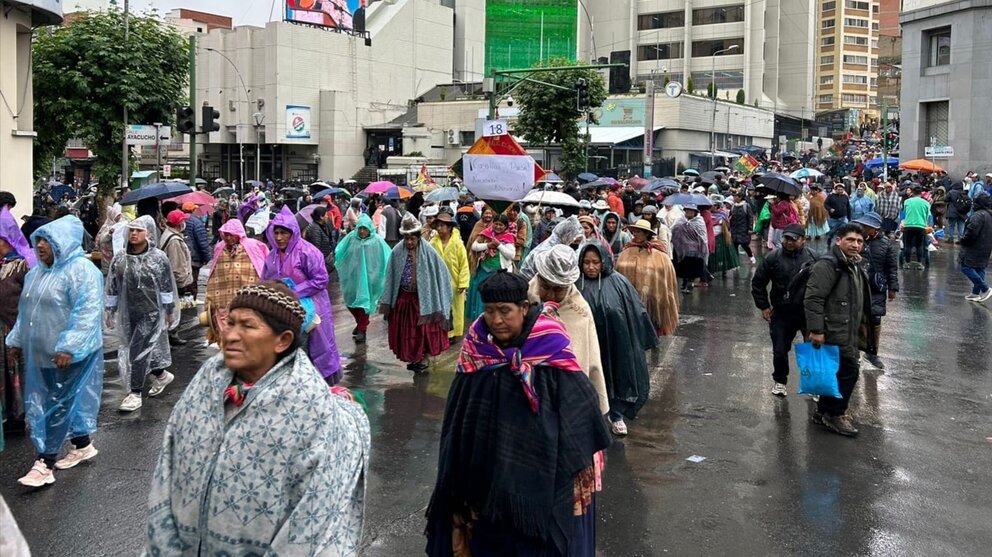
[174,191,217,206]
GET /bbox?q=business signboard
[592,99,645,128]
[285,0,367,31]
[286,106,312,139]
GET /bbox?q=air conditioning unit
[447,129,458,145]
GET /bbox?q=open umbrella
[309,181,332,193]
[50,185,76,201]
[296,203,326,224]
[899,159,944,173]
[539,172,564,184]
[213,186,235,198]
[864,157,899,169]
[683,169,700,177]
[174,191,217,206]
[790,168,823,180]
[363,182,413,200]
[642,178,680,194]
[691,193,713,207]
[312,187,351,200]
[280,187,307,197]
[627,176,649,189]
[364,180,398,194]
[194,177,208,185]
[577,172,599,183]
[699,171,725,185]
[119,182,192,205]
[714,166,731,174]
[426,187,460,203]
[662,193,694,206]
[521,190,581,208]
[754,172,802,196]
[580,179,613,190]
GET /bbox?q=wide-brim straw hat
[628,219,656,236]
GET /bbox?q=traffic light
[575,78,589,112]
[176,106,195,134]
[201,105,220,133]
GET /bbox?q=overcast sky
[128,0,277,27]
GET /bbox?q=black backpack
[785,253,840,327]
[954,193,973,215]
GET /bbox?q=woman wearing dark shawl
[670,204,710,293]
[426,271,611,557]
[578,243,658,437]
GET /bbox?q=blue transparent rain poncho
[5,216,105,455]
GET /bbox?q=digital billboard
[285,0,367,32]
[485,0,577,74]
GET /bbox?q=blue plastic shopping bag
[794,342,842,398]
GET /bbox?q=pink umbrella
[296,203,325,224]
[365,180,398,194]
[174,191,217,206]
[628,176,649,189]
[193,204,215,217]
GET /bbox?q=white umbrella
[520,189,581,208]
[790,168,823,179]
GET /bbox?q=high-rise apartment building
[814,0,881,115]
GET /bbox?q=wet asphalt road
[1,244,990,556]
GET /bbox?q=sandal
[610,419,628,436]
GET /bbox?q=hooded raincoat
[106,215,180,392]
[205,219,269,345]
[578,243,658,421]
[263,207,341,383]
[520,216,583,281]
[1,208,33,436]
[6,216,104,456]
[600,212,632,259]
[335,214,391,315]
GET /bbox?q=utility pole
[643,78,655,178]
[881,100,888,182]
[189,35,197,182]
[121,0,130,189]
[254,111,264,181]
[710,45,739,171]
[153,122,163,178]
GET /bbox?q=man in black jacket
[805,223,874,437]
[304,206,334,262]
[960,192,992,303]
[852,212,899,369]
[824,183,850,242]
[751,223,816,396]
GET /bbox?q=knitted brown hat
[229,280,306,334]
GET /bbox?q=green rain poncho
[334,214,391,314]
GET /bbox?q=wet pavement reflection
[1,248,990,556]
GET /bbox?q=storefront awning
[587,126,663,145]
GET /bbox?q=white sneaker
[749,256,756,264]
[55,444,99,470]
[18,460,55,487]
[979,289,992,303]
[148,371,175,397]
[771,383,788,397]
[965,293,981,301]
[120,393,142,412]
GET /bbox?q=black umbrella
[577,172,599,183]
[755,172,802,196]
[213,186,235,198]
[643,178,680,194]
[119,182,192,205]
[280,187,307,198]
[699,171,725,185]
[579,179,612,190]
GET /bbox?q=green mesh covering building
[484,0,577,74]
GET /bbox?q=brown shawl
[615,245,680,335]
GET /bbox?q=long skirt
[466,497,596,557]
[388,290,450,363]
[708,236,740,274]
[465,266,496,326]
[674,255,706,281]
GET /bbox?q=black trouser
[902,227,926,266]
[817,351,860,417]
[769,310,806,384]
[735,240,754,258]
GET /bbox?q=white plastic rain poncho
[519,215,583,281]
[5,216,105,456]
[105,215,179,392]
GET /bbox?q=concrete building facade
[814,0,882,116]
[899,0,992,176]
[194,0,454,183]
[0,0,62,219]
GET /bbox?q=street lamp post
[710,44,739,170]
[205,47,250,192]
[253,112,264,181]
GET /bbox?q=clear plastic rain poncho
[5,216,105,455]
[105,215,179,391]
[519,215,583,281]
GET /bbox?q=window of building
[819,94,834,104]
[844,35,869,46]
[821,75,834,85]
[822,19,836,29]
[689,70,745,90]
[844,17,869,28]
[844,54,868,64]
[842,93,868,103]
[870,77,877,87]
[822,1,836,11]
[821,55,835,65]
[637,11,685,30]
[871,57,878,66]
[872,22,879,31]
[691,38,745,57]
[926,28,951,67]
[924,101,949,146]
[843,74,867,84]
[872,39,878,49]
[638,42,685,61]
[822,36,836,46]
[692,5,746,25]
[844,0,870,10]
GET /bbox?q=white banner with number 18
[483,120,508,137]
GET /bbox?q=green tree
[33,9,189,190]
[687,76,695,94]
[663,75,670,87]
[513,58,608,179]
[707,82,716,99]
[736,89,746,104]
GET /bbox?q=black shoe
[809,408,824,425]
[410,361,430,374]
[821,414,859,437]
[351,326,360,336]
[354,332,366,344]
[864,353,885,370]
[169,334,188,346]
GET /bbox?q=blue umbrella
[691,193,713,207]
[50,185,76,201]
[790,168,824,179]
[119,182,191,205]
[577,172,599,183]
[312,187,351,199]
[683,169,700,176]
[426,187,460,203]
[643,178,680,193]
[662,193,694,206]
[864,157,899,169]
[540,172,564,183]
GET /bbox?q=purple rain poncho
[263,206,341,383]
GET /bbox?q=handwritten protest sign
[463,154,536,201]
